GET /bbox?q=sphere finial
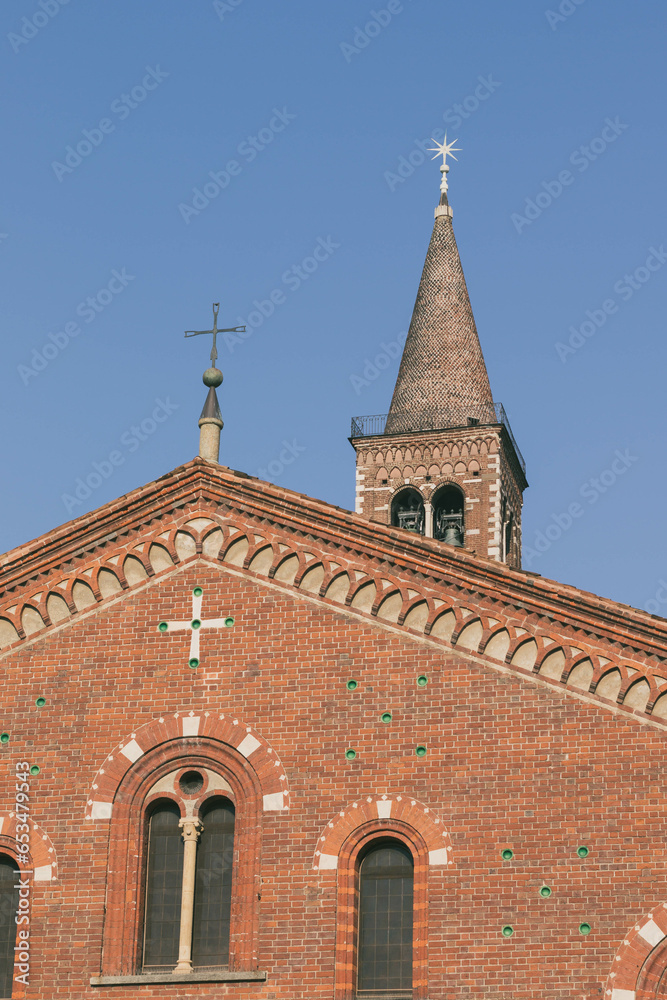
[203,367,223,388]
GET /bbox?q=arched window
[95,729,270,984]
[391,488,425,535]
[143,802,183,971]
[432,484,464,546]
[357,840,413,998]
[142,792,236,974]
[0,856,19,998]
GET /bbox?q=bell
[443,525,463,547]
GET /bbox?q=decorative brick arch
[85,710,289,820]
[605,903,667,999]
[313,794,453,872]
[0,813,58,882]
[429,475,468,499]
[4,483,667,734]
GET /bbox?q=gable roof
[2,458,666,727]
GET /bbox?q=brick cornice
[1,458,666,661]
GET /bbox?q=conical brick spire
[351,142,526,568]
[386,147,493,434]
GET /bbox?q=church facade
[1,155,667,1000]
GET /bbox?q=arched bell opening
[390,488,425,535]
[501,497,515,564]
[433,484,464,547]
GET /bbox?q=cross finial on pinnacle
[184,302,246,377]
[427,134,461,201]
[184,302,246,464]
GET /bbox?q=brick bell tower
[351,137,527,567]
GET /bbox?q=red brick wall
[1,556,666,1000]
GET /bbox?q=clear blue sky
[2,0,666,614]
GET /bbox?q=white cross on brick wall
[157,586,234,668]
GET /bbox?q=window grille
[357,842,413,998]
[192,800,235,967]
[143,803,184,969]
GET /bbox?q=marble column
[173,818,203,974]
[424,501,434,539]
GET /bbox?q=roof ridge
[1,460,666,658]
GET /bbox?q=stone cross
[157,586,234,668]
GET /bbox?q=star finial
[427,134,461,166]
[427,134,461,201]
